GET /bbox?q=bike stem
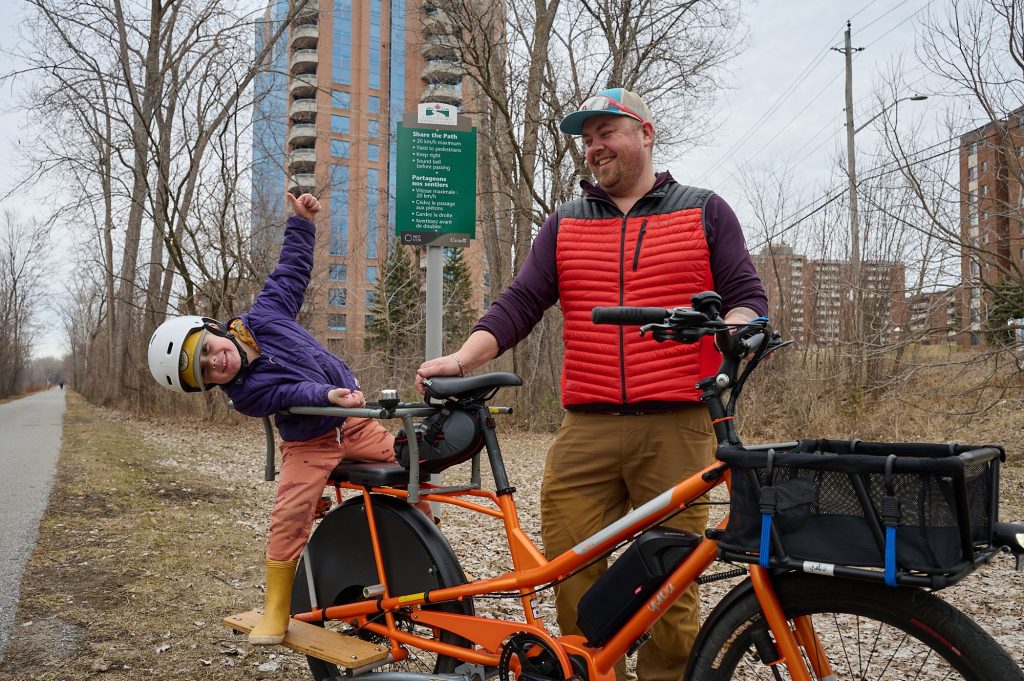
[699,373,741,446]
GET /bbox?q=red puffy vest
[556,183,721,409]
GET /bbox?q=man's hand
[415,355,462,395]
[328,388,365,408]
[286,192,322,221]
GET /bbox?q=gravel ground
[122,405,1024,674]
[6,395,1017,680]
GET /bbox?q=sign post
[395,103,477,361]
[395,103,477,513]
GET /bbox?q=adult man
[417,88,767,680]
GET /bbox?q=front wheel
[688,573,1023,681]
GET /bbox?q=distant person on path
[417,88,767,680]
[146,193,426,646]
[57,380,64,390]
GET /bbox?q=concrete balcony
[293,0,319,20]
[289,148,317,172]
[422,35,458,60]
[420,83,461,107]
[421,9,455,36]
[288,173,316,194]
[290,24,318,50]
[290,49,318,75]
[289,98,317,123]
[288,123,317,146]
[290,73,317,99]
[421,59,462,85]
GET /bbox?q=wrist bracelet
[453,355,466,377]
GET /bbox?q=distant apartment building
[902,286,963,345]
[959,109,1024,346]
[751,244,806,342]
[754,245,905,346]
[252,0,489,358]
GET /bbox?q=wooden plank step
[224,610,390,668]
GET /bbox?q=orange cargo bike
[226,291,1024,681]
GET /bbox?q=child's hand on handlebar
[328,388,365,408]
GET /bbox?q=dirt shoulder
[1,392,1022,679]
[0,393,310,680]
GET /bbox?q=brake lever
[642,323,711,344]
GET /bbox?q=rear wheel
[291,494,474,680]
[688,573,1022,681]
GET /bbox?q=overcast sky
[668,0,941,246]
[1,0,948,358]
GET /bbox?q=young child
[147,193,417,645]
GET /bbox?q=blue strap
[884,526,897,587]
[759,513,773,568]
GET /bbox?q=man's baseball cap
[559,88,653,135]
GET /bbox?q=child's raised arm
[248,193,323,321]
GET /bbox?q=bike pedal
[314,496,334,519]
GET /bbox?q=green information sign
[395,117,477,246]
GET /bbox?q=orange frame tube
[299,462,821,680]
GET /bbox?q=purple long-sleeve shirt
[221,216,361,442]
[475,172,768,354]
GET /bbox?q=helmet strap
[226,333,251,377]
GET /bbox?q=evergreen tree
[983,278,1024,346]
[443,248,478,354]
[365,239,423,370]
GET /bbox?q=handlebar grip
[741,333,766,355]
[591,307,669,325]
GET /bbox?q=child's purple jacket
[221,216,359,442]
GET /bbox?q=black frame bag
[394,405,485,474]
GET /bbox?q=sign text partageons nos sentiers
[395,115,477,246]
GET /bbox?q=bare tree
[0,210,50,397]
[424,0,743,422]
[11,0,308,406]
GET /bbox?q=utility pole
[833,21,864,374]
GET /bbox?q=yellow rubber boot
[249,559,298,645]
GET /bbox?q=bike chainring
[498,632,584,681]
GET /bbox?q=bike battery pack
[576,527,702,647]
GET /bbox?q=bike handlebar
[591,306,671,325]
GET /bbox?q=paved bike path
[0,388,65,661]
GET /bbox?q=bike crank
[497,633,586,681]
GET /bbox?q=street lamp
[853,95,928,135]
[844,93,928,369]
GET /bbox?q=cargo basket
[715,439,1003,588]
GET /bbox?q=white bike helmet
[148,315,219,393]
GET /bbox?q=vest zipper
[632,219,648,272]
[619,216,628,404]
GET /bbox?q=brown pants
[540,409,715,681]
[268,418,398,561]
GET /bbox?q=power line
[708,10,928,185]
[701,26,846,180]
[863,0,936,48]
[857,0,920,33]
[753,127,968,249]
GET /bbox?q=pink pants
[267,417,411,561]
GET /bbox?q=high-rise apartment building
[959,110,1024,346]
[252,0,486,358]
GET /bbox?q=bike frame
[291,448,820,681]
[286,310,824,680]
